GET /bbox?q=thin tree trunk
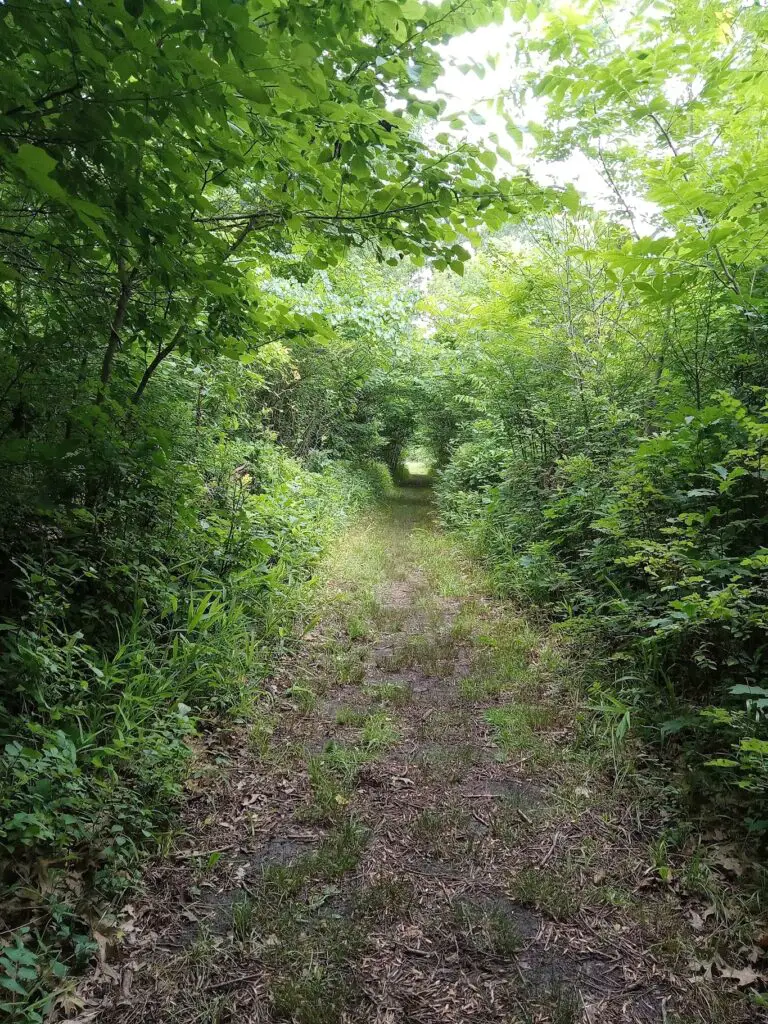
[131,304,199,403]
[97,259,138,399]
[131,218,255,403]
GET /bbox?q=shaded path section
[85,488,746,1024]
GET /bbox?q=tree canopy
[1,0,544,408]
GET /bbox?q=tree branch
[97,259,138,400]
[131,218,257,402]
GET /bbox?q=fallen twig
[539,830,560,868]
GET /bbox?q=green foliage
[0,0,539,414]
[426,0,768,828]
[431,224,768,820]
[255,253,437,475]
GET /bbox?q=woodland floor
[80,486,766,1024]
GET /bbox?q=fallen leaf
[688,958,714,982]
[719,965,759,987]
[710,847,745,876]
[59,1011,100,1024]
[391,775,414,787]
[52,991,87,1016]
[120,967,133,998]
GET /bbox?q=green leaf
[399,0,423,17]
[0,977,27,996]
[560,184,581,213]
[505,122,523,146]
[293,42,317,66]
[11,145,67,200]
[0,261,20,281]
[730,685,768,697]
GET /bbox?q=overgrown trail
[91,488,746,1024]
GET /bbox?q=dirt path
[85,488,756,1024]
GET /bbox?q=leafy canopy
[1,0,545,402]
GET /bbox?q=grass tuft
[335,706,367,727]
[360,711,399,750]
[363,681,412,706]
[452,899,524,957]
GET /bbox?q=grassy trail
[87,488,754,1024]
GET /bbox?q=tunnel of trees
[1,0,768,1018]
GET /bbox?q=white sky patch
[429,11,659,234]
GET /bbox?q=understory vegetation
[2,0,768,1019]
[425,1,768,828]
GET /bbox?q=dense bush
[0,434,382,862]
[427,223,768,825]
[419,0,768,827]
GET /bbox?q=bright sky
[433,11,658,232]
